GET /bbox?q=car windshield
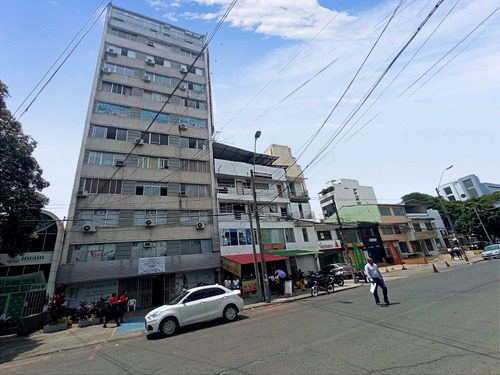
[484,244,500,251]
[168,290,189,305]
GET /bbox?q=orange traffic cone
[391,267,395,271]
[445,261,451,267]
[432,264,439,273]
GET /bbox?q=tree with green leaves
[401,191,500,243]
[0,80,49,257]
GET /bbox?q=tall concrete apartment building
[57,5,220,309]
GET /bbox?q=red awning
[222,253,288,265]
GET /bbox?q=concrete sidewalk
[0,257,482,364]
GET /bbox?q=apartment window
[392,207,404,216]
[219,203,233,214]
[425,222,433,231]
[90,125,127,141]
[221,229,252,246]
[101,82,132,96]
[87,151,125,166]
[255,183,269,190]
[141,110,170,124]
[110,27,138,42]
[179,116,206,128]
[302,228,309,242]
[195,68,204,76]
[285,228,296,243]
[96,102,130,117]
[140,132,169,145]
[381,226,393,235]
[181,98,206,110]
[135,182,168,196]
[163,60,172,68]
[413,223,422,232]
[188,82,205,92]
[463,178,479,197]
[180,184,209,197]
[143,90,169,102]
[398,242,409,253]
[82,179,122,194]
[180,137,207,149]
[103,62,134,77]
[317,231,332,240]
[144,72,171,85]
[79,210,119,227]
[261,229,285,244]
[137,156,162,169]
[424,239,434,253]
[180,160,209,173]
[379,207,391,216]
[394,226,402,234]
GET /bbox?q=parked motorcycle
[310,273,334,296]
[354,269,368,283]
[333,270,344,286]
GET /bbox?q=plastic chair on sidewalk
[127,298,137,312]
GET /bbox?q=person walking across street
[118,291,128,323]
[364,258,390,305]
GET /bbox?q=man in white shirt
[364,258,390,305]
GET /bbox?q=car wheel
[223,305,238,322]
[159,317,178,337]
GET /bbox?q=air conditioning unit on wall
[196,222,205,230]
[145,219,156,227]
[77,190,89,197]
[82,223,97,233]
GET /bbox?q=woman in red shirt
[103,293,120,328]
[118,291,128,323]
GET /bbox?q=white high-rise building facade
[58,5,220,309]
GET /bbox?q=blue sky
[1,0,499,220]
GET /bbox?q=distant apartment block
[319,179,377,219]
[438,174,500,201]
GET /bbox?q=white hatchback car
[145,285,244,337]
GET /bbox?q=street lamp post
[251,131,271,303]
[435,165,470,264]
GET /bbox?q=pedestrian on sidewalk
[233,276,240,291]
[298,269,306,292]
[224,276,231,289]
[447,247,455,260]
[104,293,120,327]
[364,258,390,305]
[118,291,128,323]
[453,246,463,260]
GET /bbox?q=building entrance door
[152,275,165,306]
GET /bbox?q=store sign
[319,241,341,249]
[138,257,165,274]
[385,242,403,265]
[0,252,53,266]
[73,247,115,262]
[222,258,241,276]
[66,280,118,309]
[263,243,286,250]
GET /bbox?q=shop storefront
[221,253,288,294]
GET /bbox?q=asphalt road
[2,261,499,374]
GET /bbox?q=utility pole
[472,204,493,244]
[251,169,271,303]
[435,188,471,264]
[247,202,263,301]
[331,196,357,283]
